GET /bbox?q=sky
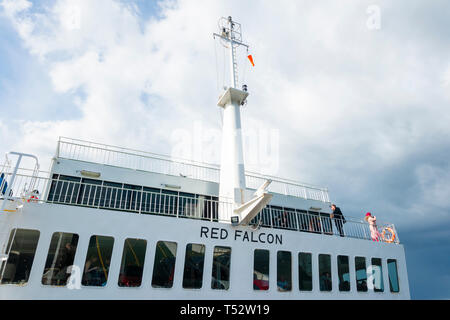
[0,0,449,299]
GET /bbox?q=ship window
[160,190,178,216]
[320,213,333,235]
[355,256,368,292]
[47,175,81,204]
[337,255,350,292]
[101,181,123,209]
[182,243,205,289]
[122,184,142,212]
[152,241,177,288]
[203,195,219,221]
[280,209,297,230]
[251,207,271,227]
[298,252,313,291]
[307,211,322,234]
[42,232,79,286]
[118,238,147,287]
[387,259,400,293]
[319,254,332,291]
[81,235,114,287]
[253,249,269,291]
[296,210,310,232]
[142,187,161,214]
[370,258,384,292]
[178,193,198,218]
[271,206,285,229]
[211,246,231,290]
[78,178,103,207]
[0,229,40,285]
[277,251,292,291]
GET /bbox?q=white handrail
[0,169,399,244]
[57,137,330,202]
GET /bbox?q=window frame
[298,252,313,291]
[211,246,232,290]
[41,231,79,287]
[0,228,41,286]
[387,258,400,293]
[118,238,148,288]
[151,240,178,289]
[253,249,270,291]
[318,253,332,292]
[182,243,206,290]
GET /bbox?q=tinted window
[160,190,178,216]
[81,235,114,287]
[118,238,147,287]
[371,258,384,292]
[253,249,269,291]
[337,255,350,292]
[387,259,400,293]
[178,193,197,218]
[355,256,368,292]
[0,229,40,285]
[42,232,79,286]
[298,252,313,291]
[319,254,332,291]
[277,251,292,291]
[182,243,205,289]
[78,178,102,206]
[47,175,81,204]
[152,241,177,288]
[101,181,123,209]
[211,246,231,290]
[142,187,161,214]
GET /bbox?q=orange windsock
[247,54,255,67]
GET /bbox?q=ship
[0,17,409,300]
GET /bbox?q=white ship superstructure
[0,17,409,300]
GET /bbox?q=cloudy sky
[1,0,449,299]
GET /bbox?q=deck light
[80,170,101,178]
[162,184,181,190]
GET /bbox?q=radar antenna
[213,16,249,90]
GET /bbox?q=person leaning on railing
[330,204,346,237]
[364,212,381,242]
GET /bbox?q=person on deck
[365,212,380,241]
[330,204,346,237]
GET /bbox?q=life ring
[381,227,396,243]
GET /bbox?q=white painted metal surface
[0,202,410,300]
[57,137,330,203]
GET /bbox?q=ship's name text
[200,226,282,245]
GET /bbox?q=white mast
[214,17,272,225]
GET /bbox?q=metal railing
[0,169,399,244]
[57,137,330,203]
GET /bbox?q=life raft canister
[381,227,396,243]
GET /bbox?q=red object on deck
[247,54,255,67]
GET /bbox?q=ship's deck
[56,137,330,202]
[0,171,399,244]
[0,137,399,244]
